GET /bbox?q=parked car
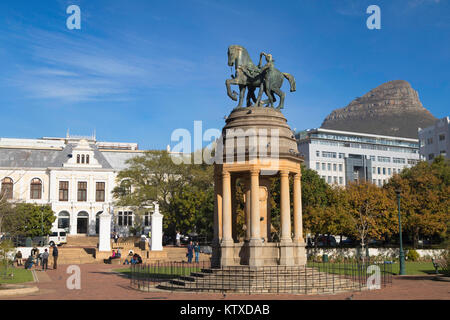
[340,238,356,246]
[316,235,337,247]
[48,229,67,246]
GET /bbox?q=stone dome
[218,107,300,162]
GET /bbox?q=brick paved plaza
[2,264,448,300]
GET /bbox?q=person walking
[41,249,49,271]
[187,241,194,263]
[52,244,59,270]
[176,231,181,247]
[194,242,200,263]
[15,251,23,266]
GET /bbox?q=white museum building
[0,134,150,236]
[296,128,421,186]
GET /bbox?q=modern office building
[0,134,149,236]
[296,128,420,186]
[418,116,450,161]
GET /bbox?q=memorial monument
[212,45,306,268]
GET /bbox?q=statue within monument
[212,45,306,268]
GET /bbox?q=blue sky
[0,0,449,150]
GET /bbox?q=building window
[393,157,405,164]
[118,211,133,226]
[327,163,331,171]
[144,212,151,226]
[378,156,390,163]
[77,181,87,201]
[322,151,337,158]
[428,154,434,160]
[77,154,80,163]
[30,178,42,199]
[316,151,320,157]
[339,177,343,185]
[333,176,337,184]
[377,167,381,175]
[339,164,343,172]
[81,155,85,164]
[378,179,381,186]
[427,137,433,145]
[1,177,13,200]
[339,153,345,159]
[382,167,386,175]
[393,168,397,174]
[439,134,445,141]
[388,168,391,175]
[372,179,376,184]
[322,163,326,171]
[370,155,375,161]
[372,167,376,174]
[59,181,69,201]
[316,162,320,170]
[86,155,90,164]
[327,176,332,184]
[96,182,105,202]
[321,176,326,180]
[333,164,337,171]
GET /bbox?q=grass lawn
[390,261,437,275]
[0,266,34,284]
[306,261,437,276]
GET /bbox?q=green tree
[345,181,396,254]
[385,156,449,247]
[2,203,55,237]
[113,150,215,239]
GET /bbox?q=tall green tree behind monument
[112,150,215,240]
[385,156,449,248]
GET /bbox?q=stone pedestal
[150,202,163,251]
[98,211,111,252]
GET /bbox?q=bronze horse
[225,45,296,109]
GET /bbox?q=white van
[48,229,67,246]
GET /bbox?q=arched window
[58,211,70,229]
[77,154,80,163]
[1,177,13,200]
[30,178,42,199]
[81,155,85,164]
[86,155,90,164]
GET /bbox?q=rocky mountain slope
[320,80,436,139]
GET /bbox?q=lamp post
[395,188,406,275]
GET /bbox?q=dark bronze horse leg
[225,78,239,101]
[238,85,246,108]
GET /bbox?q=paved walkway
[2,264,449,300]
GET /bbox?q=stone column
[250,169,260,242]
[279,170,294,266]
[231,175,237,242]
[98,211,111,252]
[212,172,222,267]
[293,172,303,243]
[220,171,234,267]
[280,170,291,243]
[150,202,163,251]
[249,169,263,267]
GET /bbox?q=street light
[395,188,406,275]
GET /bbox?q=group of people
[186,241,201,263]
[14,244,59,271]
[123,251,143,265]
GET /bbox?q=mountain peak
[321,80,436,138]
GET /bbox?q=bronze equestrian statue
[225,45,296,109]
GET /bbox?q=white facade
[418,116,450,161]
[296,128,420,186]
[0,135,148,236]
